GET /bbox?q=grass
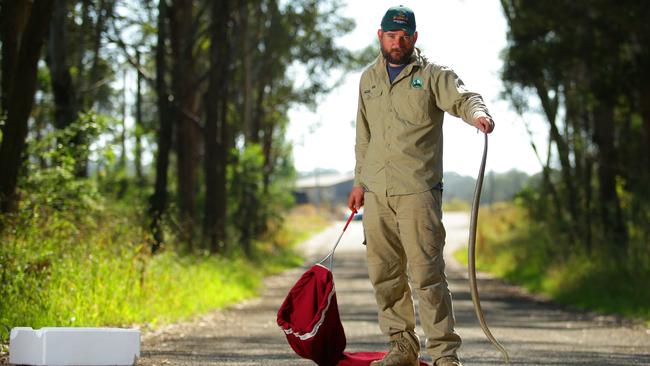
[0,203,331,344]
[442,198,471,212]
[453,202,650,325]
[280,204,332,243]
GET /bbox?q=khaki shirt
[354,48,491,196]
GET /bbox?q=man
[347,5,495,366]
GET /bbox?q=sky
[286,0,549,177]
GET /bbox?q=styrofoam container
[9,327,140,365]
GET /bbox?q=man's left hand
[475,116,495,133]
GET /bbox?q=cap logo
[392,12,408,25]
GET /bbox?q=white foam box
[9,327,140,365]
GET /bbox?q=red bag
[277,209,430,366]
[277,263,346,366]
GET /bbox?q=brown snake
[468,133,510,364]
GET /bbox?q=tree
[203,0,231,253]
[500,1,650,261]
[168,0,203,249]
[46,0,115,178]
[228,0,356,253]
[0,0,55,213]
[150,0,173,252]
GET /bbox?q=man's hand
[348,186,365,211]
[475,116,495,133]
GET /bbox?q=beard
[381,44,414,65]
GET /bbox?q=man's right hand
[348,186,365,211]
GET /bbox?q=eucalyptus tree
[501,0,650,263]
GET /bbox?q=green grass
[453,202,650,325]
[0,204,330,343]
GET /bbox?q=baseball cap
[381,5,416,35]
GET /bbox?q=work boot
[434,356,463,366]
[370,332,420,366]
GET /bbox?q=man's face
[378,29,418,65]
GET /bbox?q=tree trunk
[239,0,255,143]
[150,0,173,253]
[216,81,229,249]
[565,81,592,251]
[0,0,30,114]
[83,0,110,109]
[46,0,87,177]
[535,81,579,239]
[117,69,128,199]
[203,0,230,253]
[592,104,628,252]
[0,0,54,213]
[34,102,48,170]
[170,0,200,250]
[641,85,650,171]
[47,0,76,130]
[77,0,112,178]
[262,121,274,193]
[522,117,562,222]
[135,49,144,184]
[584,155,593,256]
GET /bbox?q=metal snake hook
[468,133,510,364]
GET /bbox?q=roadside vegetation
[452,2,648,326]
[0,192,329,344]
[455,199,650,325]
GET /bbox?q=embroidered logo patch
[411,77,423,89]
[393,12,408,25]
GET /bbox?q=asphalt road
[135,212,650,366]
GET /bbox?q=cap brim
[381,26,415,35]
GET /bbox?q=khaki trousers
[363,189,461,359]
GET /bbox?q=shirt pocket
[363,88,383,102]
[363,88,384,122]
[396,89,433,124]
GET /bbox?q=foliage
[455,201,650,323]
[0,196,316,344]
[1,0,357,252]
[228,144,267,255]
[20,112,109,213]
[500,1,650,276]
[228,141,296,257]
[0,92,321,344]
